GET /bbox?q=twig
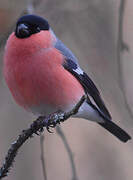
[118,0,129,52]
[40,134,47,180]
[27,0,34,14]
[0,95,86,179]
[117,0,133,119]
[56,126,78,180]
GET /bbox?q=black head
[15,14,50,38]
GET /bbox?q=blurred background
[0,0,133,180]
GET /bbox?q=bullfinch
[3,14,131,142]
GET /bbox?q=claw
[39,127,44,133]
[46,126,53,133]
[39,111,64,133]
[50,121,57,128]
[34,131,40,136]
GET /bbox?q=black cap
[15,14,50,38]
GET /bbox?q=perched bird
[3,14,131,142]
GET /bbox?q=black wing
[55,42,131,142]
[63,58,111,121]
[54,38,111,120]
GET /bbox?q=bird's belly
[19,73,84,115]
[4,48,84,115]
[5,63,84,116]
[27,69,84,115]
[30,103,58,116]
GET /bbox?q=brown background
[0,0,133,180]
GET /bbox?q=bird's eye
[15,24,30,38]
[15,24,41,39]
[36,27,40,32]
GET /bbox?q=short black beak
[15,24,30,38]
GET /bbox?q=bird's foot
[43,111,65,133]
[30,117,45,136]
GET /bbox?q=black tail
[98,121,131,143]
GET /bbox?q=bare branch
[27,0,34,14]
[40,134,47,180]
[118,0,129,52]
[0,95,86,179]
[117,0,133,119]
[56,126,78,180]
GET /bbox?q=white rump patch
[73,101,104,123]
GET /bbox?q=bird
[3,14,131,142]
